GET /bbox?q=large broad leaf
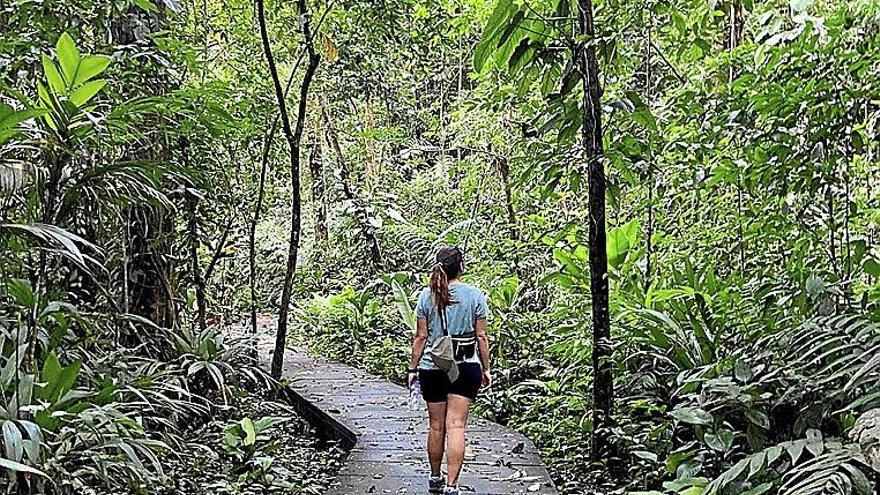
[2,421,23,462]
[0,104,43,145]
[624,91,657,131]
[70,80,107,107]
[863,258,880,278]
[607,219,640,269]
[17,421,41,464]
[474,0,518,72]
[670,406,713,425]
[241,418,256,446]
[0,457,48,477]
[705,428,735,453]
[133,0,159,12]
[4,278,35,308]
[41,55,65,94]
[74,55,111,86]
[55,33,81,85]
[37,352,81,404]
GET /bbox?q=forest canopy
[1,0,879,494]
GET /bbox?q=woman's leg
[444,394,472,487]
[426,401,448,477]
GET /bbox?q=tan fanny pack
[429,335,459,382]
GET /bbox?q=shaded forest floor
[151,389,345,495]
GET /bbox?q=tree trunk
[309,129,328,244]
[187,192,207,333]
[322,107,383,268]
[577,0,613,461]
[249,125,276,335]
[115,1,177,336]
[256,0,321,379]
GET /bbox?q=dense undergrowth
[292,264,880,494]
[0,4,342,494]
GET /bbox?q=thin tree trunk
[256,0,321,379]
[322,107,383,267]
[249,125,276,335]
[844,160,851,280]
[729,0,746,278]
[496,153,522,274]
[498,156,517,239]
[644,5,655,295]
[309,128,328,244]
[828,186,838,277]
[577,0,613,461]
[187,192,207,333]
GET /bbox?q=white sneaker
[443,486,460,495]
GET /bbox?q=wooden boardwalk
[262,342,559,494]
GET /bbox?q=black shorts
[418,363,482,403]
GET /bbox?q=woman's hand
[481,369,492,388]
[407,371,418,388]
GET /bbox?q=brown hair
[429,245,463,330]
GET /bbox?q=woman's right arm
[408,318,429,386]
[476,318,491,387]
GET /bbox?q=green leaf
[17,421,41,463]
[0,107,43,134]
[474,0,516,72]
[624,91,657,131]
[864,258,880,278]
[805,274,824,296]
[241,418,256,446]
[55,33,81,85]
[74,55,111,86]
[41,353,62,388]
[662,477,708,491]
[38,353,81,404]
[632,450,658,462]
[747,409,770,430]
[0,457,48,477]
[748,452,765,477]
[41,54,65,94]
[787,439,806,464]
[5,279,35,308]
[2,421,23,462]
[734,360,753,382]
[804,428,823,456]
[670,407,713,425]
[133,0,158,12]
[790,0,814,12]
[705,428,735,452]
[607,220,640,269]
[70,80,107,107]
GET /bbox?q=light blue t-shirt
[416,282,489,370]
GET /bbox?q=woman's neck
[449,278,462,285]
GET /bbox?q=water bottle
[408,378,424,411]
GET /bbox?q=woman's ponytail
[430,262,451,313]
[429,246,463,331]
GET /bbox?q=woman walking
[407,245,491,495]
